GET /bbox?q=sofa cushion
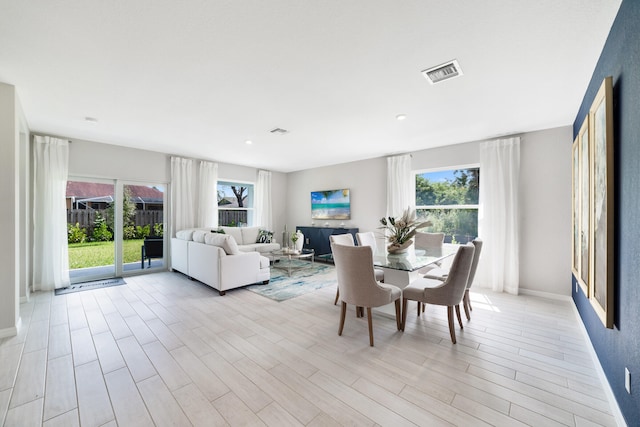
[255,229,273,243]
[223,235,241,255]
[175,229,195,241]
[204,232,227,247]
[205,233,241,255]
[239,243,280,253]
[220,227,243,245]
[193,230,208,243]
[241,227,260,245]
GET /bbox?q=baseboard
[570,302,626,426]
[518,288,572,301]
[0,316,21,339]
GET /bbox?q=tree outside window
[414,167,479,244]
[218,180,254,226]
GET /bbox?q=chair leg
[463,290,471,320]
[422,302,425,313]
[338,302,347,336]
[394,299,401,330]
[366,307,374,346]
[467,289,473,312]
[401,298,408,331]
[334,288,340,305]
[455,304,464,329]
[417,301,421,317]
[447,306,457,344]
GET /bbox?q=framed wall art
[572,116,590,296]
[588,76,614,328]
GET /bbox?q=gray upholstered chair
[355,232,385,282]
[331,242,402,346]
[425,238,483,321]
[414,231,445,311]
[401,243,475,344]
[329,234,355,305]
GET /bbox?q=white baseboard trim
[19,295,29,304]
[0,316,22,340]
[570,303,627,426]
[518,288,572,301]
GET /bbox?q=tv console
[297,226,359,259]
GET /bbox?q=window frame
[217,178,255,226]
[413,163,480,243]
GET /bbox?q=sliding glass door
[66,178,166,283]
[121,183,165,273]
[66,178,117,282]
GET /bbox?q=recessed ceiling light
[84,117,98,123]
[396,114,407,121]
[245,140,253,145]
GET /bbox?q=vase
[295,230,304,252]
[387,239,413,254]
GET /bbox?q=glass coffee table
[270,248,315,277]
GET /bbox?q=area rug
[55,277,126,295]
[246,260,336,302]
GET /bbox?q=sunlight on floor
[469,292,501,312]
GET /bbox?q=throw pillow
[223,235,241,255]
[256,229,273,244]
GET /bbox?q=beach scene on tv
[311,189,351,220]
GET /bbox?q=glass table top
[373,244,459,272]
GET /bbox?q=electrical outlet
[625,367,631,394]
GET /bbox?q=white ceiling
[0,0,621,173]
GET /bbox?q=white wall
[0,83,21,337]
[287,126,572,295]
[287,157,387,237]
[519,126,572,295]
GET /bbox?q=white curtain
[255,170,272,230]
[477,137,520,294]
[386,154,414,218]
[197,161,218,228]
[33,135,70,291]
[170,157,196,237]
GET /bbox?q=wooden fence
[218,210,248,226]
[67,209,163,229]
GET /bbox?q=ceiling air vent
[270,127,289,135]
[421,59,463,84]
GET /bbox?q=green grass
[68,239,149,269]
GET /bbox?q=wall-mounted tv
[311,189,351,220]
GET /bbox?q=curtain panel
[255,170,272,230]
[197,161,218,228]
[33,135,70,291]
[386,154,414,219]
[477,137,521,294]
[170,157,195,237]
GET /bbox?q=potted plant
[379,208,431,254]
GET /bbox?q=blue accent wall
[572,0,640,423]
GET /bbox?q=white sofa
[218,226,280,253]
[171,228,278,295]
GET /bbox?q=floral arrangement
[379,208,432,253]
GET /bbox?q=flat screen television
[311,189,351,220]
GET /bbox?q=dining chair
[425,238,483,320]
[355,231,385,282]
[331,242,402,346]
[329,233,355,305]
[401,243,475,344]
[414,231,445,312]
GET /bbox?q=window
[414,166,479,244]
[217,180,254,226]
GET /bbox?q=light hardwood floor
[0,271,619,426]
